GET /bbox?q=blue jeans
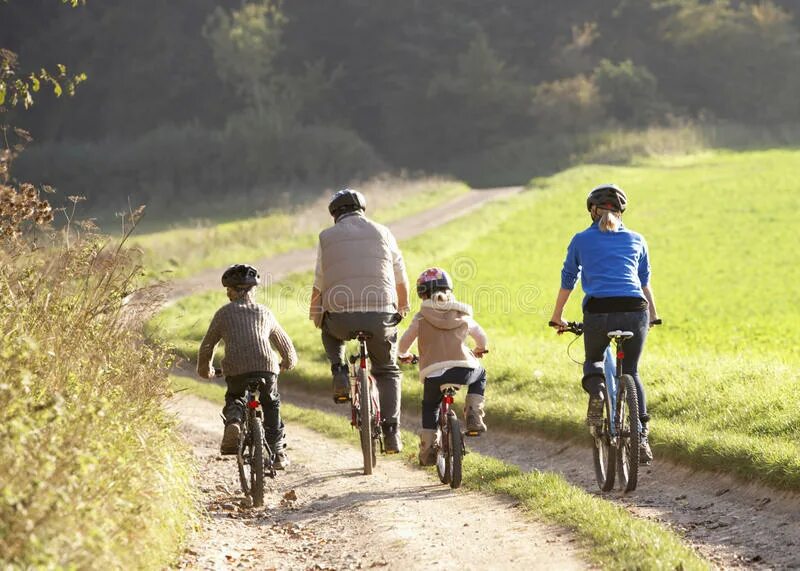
[422,366,486,429]
[582,310,649,424]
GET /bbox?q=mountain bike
[347,331,383,475]
[214,369,276,507]
[549,322,642,492]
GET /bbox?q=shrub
[531,75,605,134]
[592,59,667,126]
[0,183,195,567]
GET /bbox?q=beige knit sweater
[197,290,297,378]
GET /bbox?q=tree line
[3,0,800,216]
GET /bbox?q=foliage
[592,59,666,126]
[531,75,604,134]
[0,198,196,567]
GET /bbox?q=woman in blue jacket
[549,184,660,464]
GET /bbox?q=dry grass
[0,179,195,567]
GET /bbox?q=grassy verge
[1,208,196,568]
[172,374,708,570]
[153,149,800,491]
[131,178,468,279]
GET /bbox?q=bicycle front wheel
[616,374,640,492]
[592,391,616,492]
[358,368,374,475]
[448,414,463,489]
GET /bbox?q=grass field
[130,179,468,280]
[153,148,800,490]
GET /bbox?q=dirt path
[169,393,588,570]
[166,187,521,302]
[269,381,800,570]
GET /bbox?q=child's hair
[428,290,454,305]
[592,206,622,233]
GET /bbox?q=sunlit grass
[131,179,468,279]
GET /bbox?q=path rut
[169,393,588,570]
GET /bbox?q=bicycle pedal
[384,449,400,455]
[333,395,350,404]
[465,430,481,437]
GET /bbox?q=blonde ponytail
[593,206,622,233]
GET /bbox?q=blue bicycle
[553,321,642,492]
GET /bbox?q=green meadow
[154,149,800,490]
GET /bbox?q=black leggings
[582,310,649,423]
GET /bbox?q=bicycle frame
[349,336,382,429]
[602,342,642,437]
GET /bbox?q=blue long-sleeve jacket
[560,221,650,308]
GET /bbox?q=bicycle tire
[436,424,450,484]
[237,425,250,497]
[358,368,374,475]
[616,374,640,492]
[592,389,616,492]
[448,414,463,489]
[249,420,266,507]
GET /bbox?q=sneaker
[418,429,438,466]
[586,391,605,427]
[383,422,402,454]
[274,449,290,470]
[639,434,654,465]
[220,422,241,455]
[464,394,487,435]
[331,364,350,403]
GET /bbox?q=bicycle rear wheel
[616,374,640,492]
[448,414,463,489]
[592,391,616,492]
[436,424,450,484]
[238,420,266,507]
[358,368,374,475]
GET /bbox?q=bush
[592,59,667,126]
[0,186,195,567]
[531,75,605,134]
[13,117,386,224]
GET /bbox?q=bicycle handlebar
[550,319,662,336]
[549,320,584,336]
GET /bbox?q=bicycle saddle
[607,330,634,340]
[349,330,373,340]
[439,383,462,393]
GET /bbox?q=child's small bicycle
[347,331,383,475]
[215,369,276,507]
[404,354,487,489]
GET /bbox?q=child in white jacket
[398,267,489,466]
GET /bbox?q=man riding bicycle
[309,189,410,453]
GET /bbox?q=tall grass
[0,190,194,567]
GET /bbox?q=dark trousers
[223,371,285,450]
[422,366,486,430]
[321,311,402,424]
[582,310,649,423]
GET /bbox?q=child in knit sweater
[398,267,489,466]
[197,264,297,468]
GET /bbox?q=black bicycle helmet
[416,267,454,298]
[221,264,260,288]
[586,184,627,213]
[328,188,367,218]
